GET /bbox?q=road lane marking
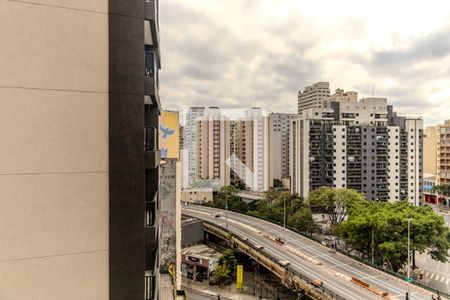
[430,273,434,280]
[425,272,429,277]
[440,276,445,283]
[435,275,439,281]
[446,278,449,284]
[330,262,350,268]
[226,218,261,234]
[184,209,210,216]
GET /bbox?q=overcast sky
[159,0,450,126]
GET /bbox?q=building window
[145,50,155,77]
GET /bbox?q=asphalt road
[183,205,439,300]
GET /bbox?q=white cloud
[160,0,450,126]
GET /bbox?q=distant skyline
[160,0,450,126]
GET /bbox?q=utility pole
[407,218,411,298]
[254,267,257,296]
[371,225,374,265]
[283,193,286,229]
[225,186,228,221]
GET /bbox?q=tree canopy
[308,187,364,226]
[209,186,318,234]
[337,200,450,272]
[432,184,450,197]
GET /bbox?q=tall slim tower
[268,113,298,187]
[185,107,205,185]
[195,107,231,187]
[235,108,270,192]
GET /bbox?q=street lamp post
[225,186,228,223]
[283,193,286,229]
[406,218,411,299]
[371,225,374,265]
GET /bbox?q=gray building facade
[268,113,298,187]
[291,97,423,204]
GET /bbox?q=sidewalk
[182,278,270,300]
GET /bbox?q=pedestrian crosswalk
[420,270,450,285]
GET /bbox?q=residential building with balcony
[234,108,270,192]
[0,0,162,299]
[291,96,423,205]
[323,88,358,107]
[185,107,205,186]
[195,107,231,187]
[438,120,450,185]
[298,82,330,113]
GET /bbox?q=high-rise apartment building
[268,113,298,187]
[424,126,438,176]
[0,1,161,299]
[298,82,330,113]
[234,108,270,192]
[195,108,231,187]
[437,120,450,184]
[291,97,423,205]
[185,107,205,185]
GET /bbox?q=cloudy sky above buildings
[160,0,450,125]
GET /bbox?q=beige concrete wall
[0,1,109,299]
[0,1,108,92]
[0,251,108,300]
[0,88,108,174]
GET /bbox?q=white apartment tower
[291,97,423,205]
[268,113,298,187]
[195,107,231,187]
[298,82,330,113]
[185,107,205,185]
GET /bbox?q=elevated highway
[183,205,440,300]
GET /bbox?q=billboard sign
[236,265,244,289]
[159,111,180,159]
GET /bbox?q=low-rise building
[181,188,213,204]
[181,244,222,283]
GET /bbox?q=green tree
[219,249,235,267]
[212,263,230,287]
[308,187,364,226]
[210,185,250,213]
[264,187,281,204]
[288,206,318,235]
[338,201,450,272]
